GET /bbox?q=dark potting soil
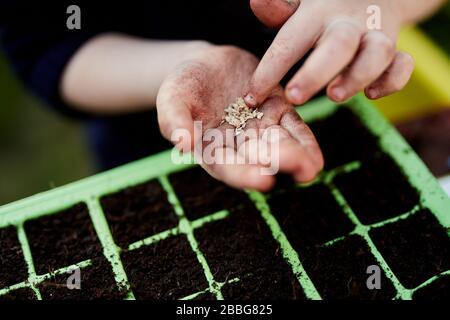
[192,291,216,300]
[308,107,379,169]
[195,203,305,300]
[221,271,304,300]
[38,256,126,300]
[301,235,396,299]
[121,235,209,300]
[370,209,450,289]
[269,173,298,193]
[25,203,102,275]
[2,107,446,301]
[0,226,28,288]
[0,287,37,301]
[267,184,354,254]
[413,275,450,300]
[100,179,178,248]
[169,166,250,220]
[334,152,420,225]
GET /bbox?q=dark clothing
[0,1,275,169]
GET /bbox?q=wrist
[140,40,214,107]
[181,40,214,60]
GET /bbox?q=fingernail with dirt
[331,87,346,101]
[244,94,257,107]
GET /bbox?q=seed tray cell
[0,287,37,301]
[24,203,102,275]
[0,95,448,300]
[334,152,420,224]
[412,275,450,300]
[169,166,250,220]
[0,226,28,288]
[301,235,397,300]
[100,179,178,248]
[267,183,354,253]
[370,209,450,289]
[38,256,125,300]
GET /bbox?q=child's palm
[157,45,323,191]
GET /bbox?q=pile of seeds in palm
[221,97,264,136]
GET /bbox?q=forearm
[396,0,446,24]
[61,33,210,114]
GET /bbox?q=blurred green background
[0,6,449,205]
[0,52,92,205]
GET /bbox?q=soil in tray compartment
[222,271,304,300]
[121,235,208,300]
[25,203,102,275]
[334,152,420,225]
[0,288,37,301]
[192,292,216,300]
[100,179,178,248]
[0,226,29,288]
[413,275,450,300]
[301,235,396,299]
[169,166,251,220]
[267,184,354,254]
[38,256,126,300]
[370,209,450,289]
[195,203,305,300]
[308,107,379,169]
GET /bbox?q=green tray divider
[158,175,225,300]
[347,95,450,228]
[297,96,338,121]
[362,233,410,299]
[34,259,92,282]
[180,290,209,301]
[127,209,230,252]
[410,270,450,295]
[0,152,195,229]
[190,210,230,229]
[323,161,362,228]
[0,281,30,296]
[323,162,421,299]
[368,205,422,230]
[247,190,322,300]
[85,197,135,300]
[16,224,42,300]
[180,277,240,300]
[0,258,92,297]
[128,227,180,251]
[0,94,448,300]
[322,205,421,248]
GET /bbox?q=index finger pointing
[250,0,300,28]
[244,5,322,107]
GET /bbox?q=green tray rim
[0,94,448,301]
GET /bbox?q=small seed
[222,97,264,136]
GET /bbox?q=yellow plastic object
[374,26,450,123]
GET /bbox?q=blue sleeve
[0,2,103,118]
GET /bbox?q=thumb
[250,0,300,28]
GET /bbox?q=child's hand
[157,44,323,191]
[244,0,415,107]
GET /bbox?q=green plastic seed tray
[0,95,449,300]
